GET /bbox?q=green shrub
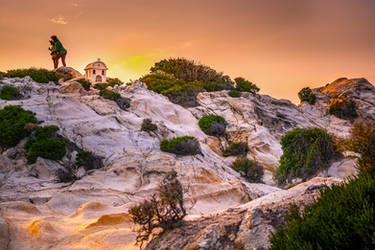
[76,79,91,91]
[230,158,264,183]
[99,89,121,101]
[107,77,123,86]
[129,171,186,247]
[140,58,234,107]
[269,174,375,250]
[343,120,375,177]
[4,68,62,84]
[0,85,20,100]
[298,87,316,105]
[141,118,157,132]
[0,71,5,78]
[93,82,110,90]
[329,97,358,120]
[234,77,259,94]
[150,58,232,87]
[160,136,201,155]
[75,151,92,167]
[223,142,249,157]
[275,127,337,184]
[140,72,203,107]
[0,105,37,149]
[75,150,103,170]
[228,89,241,97]
[25,125,66,164]
[198,114,227,137]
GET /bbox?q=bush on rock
[234,77,259,94]
[198,114,227,137]
[298,87,316,105]
[160,136,201,155]
[4,68,62,84]
[228,89,241,97]
[0,85,21,100]
[275,127,337,184]
[140,58,234,107]
[230,158,264,183]
[129,170,186,247]
[223,142,249,157]
[76,79,91,91]
[25,125,66,164]
[75,150,103,171]
[141,118,157,132]
[329,97,358,120]
[0,105,37,149]
[269,174,375,250]
[106,77,123,86]
[342,120,375,177]
[99,89,130,110]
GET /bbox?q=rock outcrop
[0,74,374,249]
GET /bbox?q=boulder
[60,80,85,94]
[56,66,83,79]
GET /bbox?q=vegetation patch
[0,85,21,100]
[99,89,121,101]
[106,77,123,86]
[75,151,103,171]
[223,142,249,157]
[94,78,123,90]
[141,118,157,132]
[94,83,110,90]
[230,158,264,183]
[25,125,66,164]
[342,120,375,177]
[269,174,375,250]
[0,105,37,150]
[140,58,235,107]
[99,89,131,111]
[298,87,316,105]
[228,89,241,97]
[234,77,260,94]
[329,97,358,120]
[275,127,337,184]
[4,68,62,84]
[76,79,91,91]
[160,136,201,155]
[198,114,227,137]
[129,170,186,247]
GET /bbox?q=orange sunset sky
[1,0,374,103]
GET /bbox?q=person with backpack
[49,35,67,69]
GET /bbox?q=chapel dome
[84,58,108,71]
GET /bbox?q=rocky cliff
[0,71,374,250]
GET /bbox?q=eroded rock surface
[0,76,373,249]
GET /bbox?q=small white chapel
[84,58,108,83]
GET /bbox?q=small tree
[223,142,249,157]
[275,127,337,184]
[342,120,375,176]
[298,87,316,105]
[129,171,186,248]
[230,158,264,183]
[141,119,157,132]
[198,114,227,137]
[329,97,358,120]
[234,77,259,94]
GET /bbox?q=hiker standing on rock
[49,35,67,70]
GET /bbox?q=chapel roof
[84,58,108,70]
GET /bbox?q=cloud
[50,16,67,25]
[182,41,193,48]
[72,3,79,7]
